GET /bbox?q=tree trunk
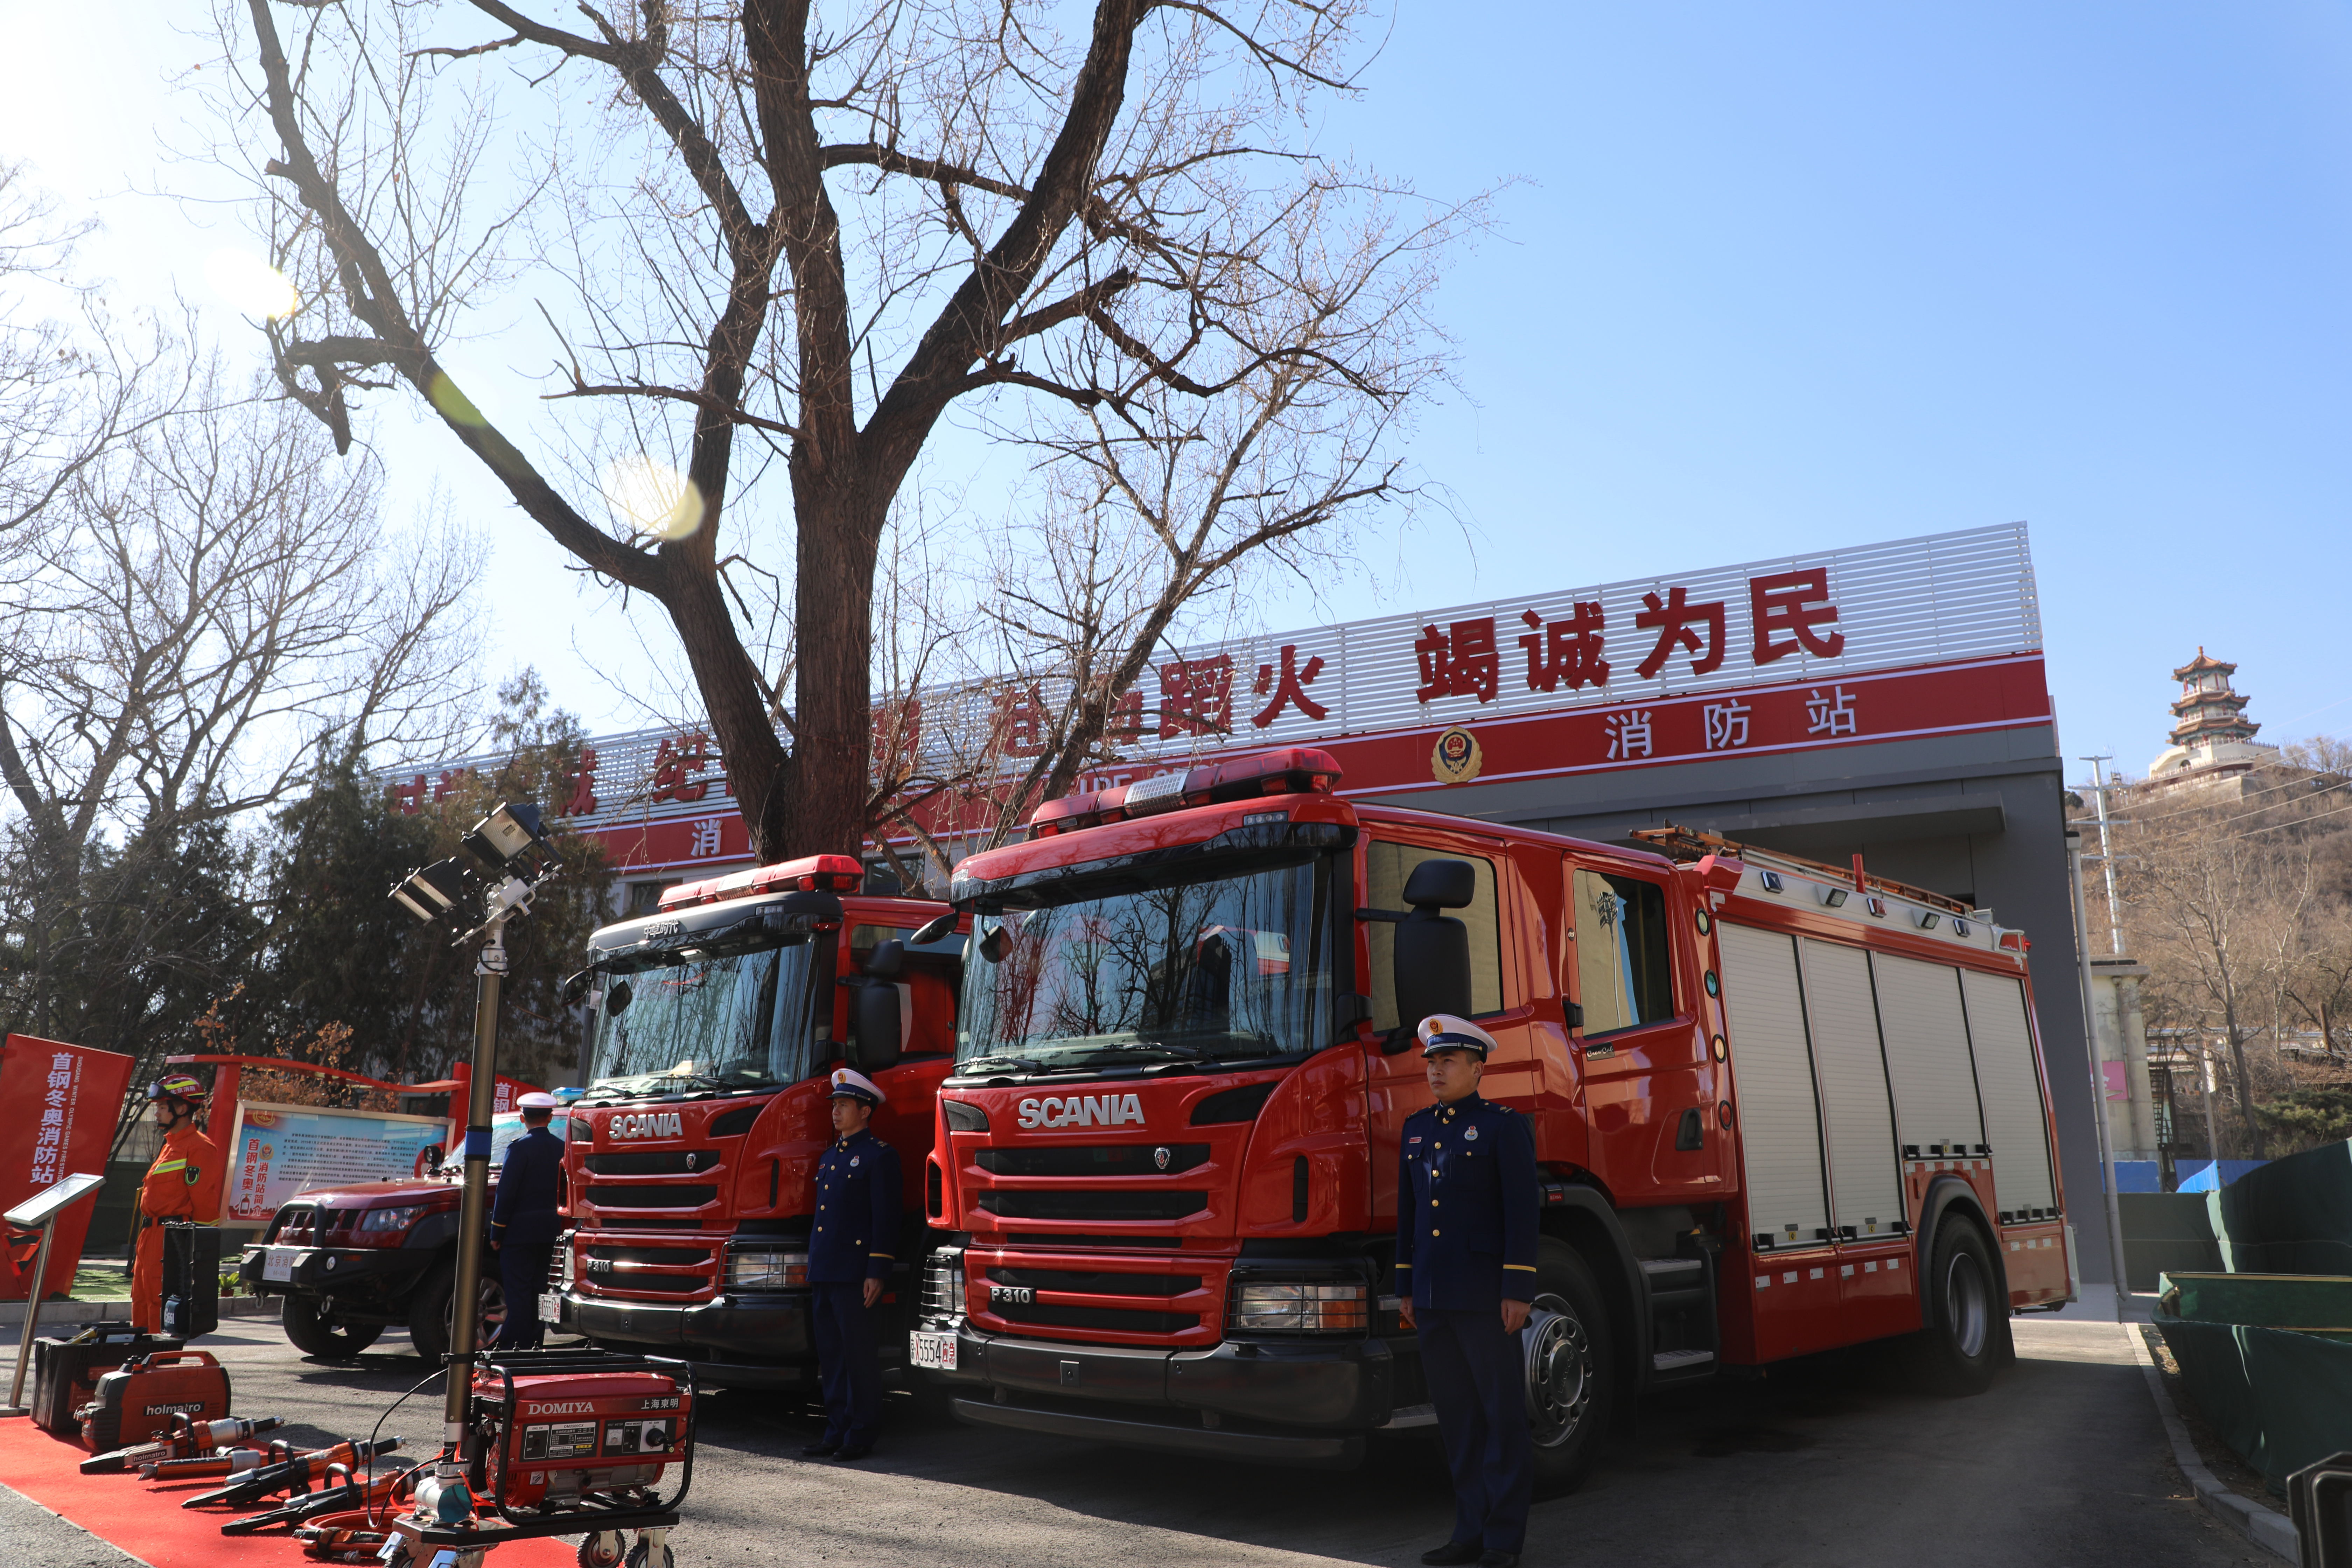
[789,475,889,859]
[662,564,797,858]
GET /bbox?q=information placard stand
[0,1171,107,1416]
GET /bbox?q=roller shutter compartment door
[1869,953,1985,1156]
[1717,924,1829,1247]
[1798,939,1905,1239]
[1960,969,2057,1212]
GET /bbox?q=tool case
[30,1324,183,1436]
[78,1349,231,1452]
[161,1222,223,1339]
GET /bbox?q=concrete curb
[2125,1322,2300,1562]
[0,1297,280,1328]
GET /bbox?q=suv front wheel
[408,1260,506,1363]
[282,1296,383,1360]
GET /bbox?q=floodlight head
[1916,909,1941,931]
[461,801,552,873]
[391,858,472,923]
[1819,886,1849,908]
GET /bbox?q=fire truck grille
[976,1190,1206,1222]
[271,1206,317,1241]
[586,1184,719,1209]
[584,1246,715,1267]
[975,1144,1211,1177]
[581,1270,712,1296]
[584,1150,720,1176]
[986,1268,1201,1297]
[988,1299,1199,1334]
[1005,1233,1184,1249]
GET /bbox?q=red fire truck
[910,747,2072,1484]
[558,854,963,1389]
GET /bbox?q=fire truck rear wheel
[1909,1215,1999,1396]
[282,1296,383,1360]
[1522,1238,1612,1496]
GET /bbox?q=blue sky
[5,1,2345,785]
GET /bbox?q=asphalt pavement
[2,1316,2267,1568]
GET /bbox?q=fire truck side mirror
[1393,910,1471,1031]
[849,943,906,1073]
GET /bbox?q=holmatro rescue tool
[81,1413,284,1474]
[181,1436,403,1509]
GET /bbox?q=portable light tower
[388,803,560,1452]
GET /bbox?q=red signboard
[0,1033,135,1302]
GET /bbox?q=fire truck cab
[912,748,2071,1483]
[559,854,962,1388]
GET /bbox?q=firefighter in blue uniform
[803,1067,901,1462]
[1397,1015,1539,1568]
[490,1091,567,1351]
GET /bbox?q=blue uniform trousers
[811,1281,883,1447]
[494,1244,553,1352]
[1419,1307,1532,1553]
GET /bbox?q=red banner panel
[0,1034,135,1302]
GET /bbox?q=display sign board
[377,522,2050,870]
[223,1102,451,1224]
[0,1034,134,1301]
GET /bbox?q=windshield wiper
[1097,1040,1201,1059]
[960,1055,1044,1074]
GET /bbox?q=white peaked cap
[830,1067,886,1106]
[516,1092,561,1109]
[1417,1014,1497,1059]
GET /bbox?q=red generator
[471,1350,695,1530]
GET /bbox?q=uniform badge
[1407,1136,1422,1144]
[1464,1127,1478,1142]
[850,1156,860,1167]
[185,1166,203,1184]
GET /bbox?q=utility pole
[2080,755,2126,956]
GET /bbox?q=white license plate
[539,1291,564,1324]
[264,1246,299,1283]
[909,1330,957,1371]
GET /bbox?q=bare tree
[863,177,1464,879]
[0,343,482,1053]
[212,0,1465,862]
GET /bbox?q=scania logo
[1154,1146,1171,1170]
[1016,1092,1144,1129]
[523,1401,597,1416]
[609,1112,684,1140]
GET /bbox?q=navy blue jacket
[810,1126,901,1284]
[1395,1093,1539,1311]
[491,1125,567,1247]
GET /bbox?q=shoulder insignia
[184,1166,203,1185]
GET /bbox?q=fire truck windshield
[958,854,1335,1072]
[586,938,821,1097]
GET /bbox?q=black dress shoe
[1477,1553,1519,1568]
[799,1440,841,1458]
[1421,1545,1482,1566]
[833,1443,875,1462]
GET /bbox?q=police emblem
[850,1156,860,1167]
[1430,726,1483,785]
[1464,1127,1479,1142]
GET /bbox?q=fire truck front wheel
[1908,1216,1999,1396]
[281,1296,383,1360]
[1522,1238,1613,1495]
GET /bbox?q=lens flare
[204,251,300,320]
[604,456,705,542]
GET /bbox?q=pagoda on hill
[2146,649,2279,786]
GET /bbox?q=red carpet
[0,1418,576,1567]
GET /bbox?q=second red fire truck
[910,747,2072,1484]
[557,855,962,1389]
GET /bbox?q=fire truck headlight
[726,1250,809,1290]
[357,1204,426,1234]
[1228,1280,1368,1334]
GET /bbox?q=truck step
[1652,1349,1716,1373]
[1379,1403,1439,1430]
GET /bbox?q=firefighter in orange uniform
[132,1074,224,1333]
